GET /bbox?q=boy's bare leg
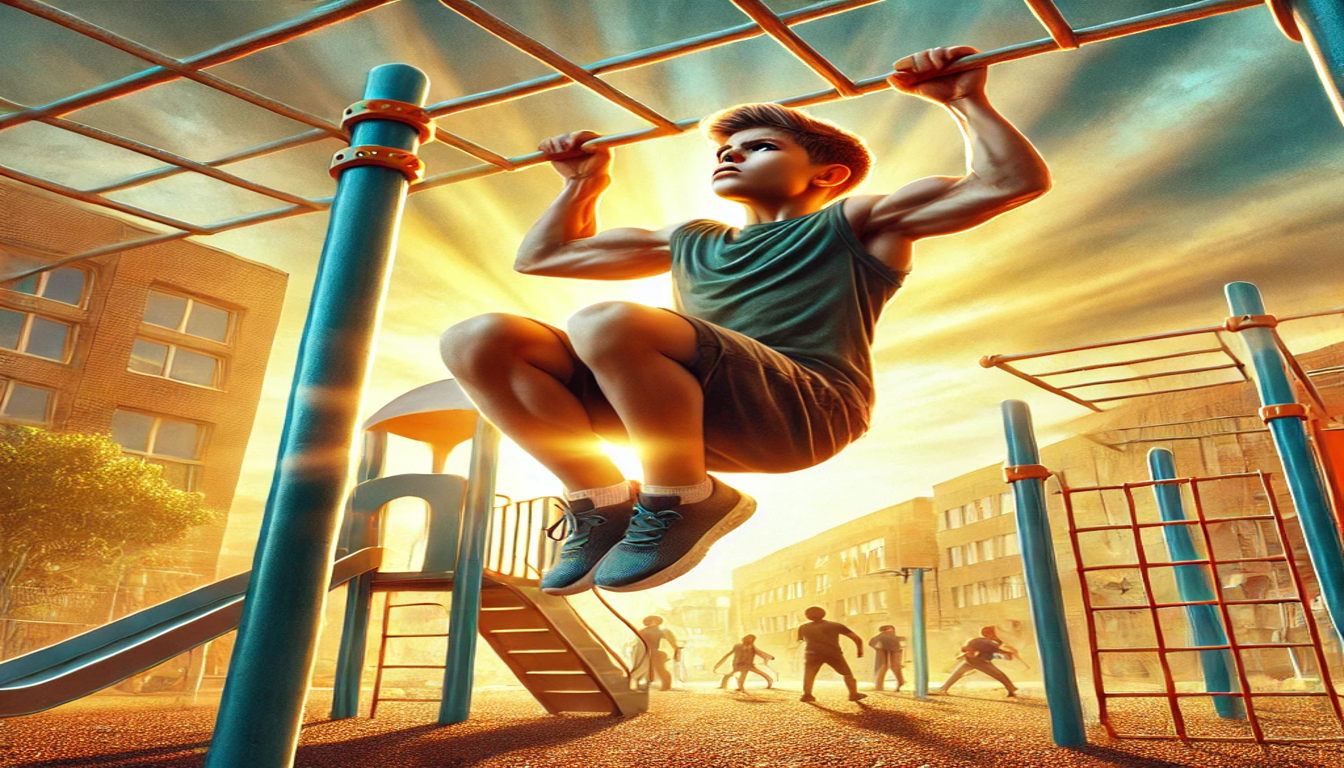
[440,312,625,491]
[566,301,704,486]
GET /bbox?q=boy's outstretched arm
[515,130,679,280]
[849,46,1051,257]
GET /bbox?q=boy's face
[710,127,834,203]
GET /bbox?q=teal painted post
[1288,0,1344,125]
[912,568,929,700]
[204,64,429,768]
[439,419,500,724]
[1225,282,1344,640]
[1147,449,1245,720]
[1002,400,1087,748]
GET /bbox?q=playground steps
[478,583,647,717]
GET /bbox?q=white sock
[643,477,713,505]
[565,480,633,509]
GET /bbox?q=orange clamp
[1223,314,1278,333]
[1259,403,1307,422]
[1003,464,1051,483]
[329,145,425,183]
[342,99,435,144]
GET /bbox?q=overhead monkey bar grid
[3,0,1340,284]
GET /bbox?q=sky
[3,0,1343,600]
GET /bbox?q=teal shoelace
[546,512,607,555]
[623,507,683,549]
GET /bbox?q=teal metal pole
[1147,449,1245,720]
[331,432,388,719]
[1287,0,1344,125]
[1002,400,1087,748]
[1225,282,1344,641]
[912,568,928,700]
[205,64,429,768]
[439,418,500,724]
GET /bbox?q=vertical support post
[1001,400,1087,748]
[1147,449,1245,720]
[204,64,429,768]
[1287,0,1344,126]
[439,418,500,724]
[912,567,929,700]
[331,431,389,719]
[1225,282,1344,640]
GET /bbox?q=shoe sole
[539,566,597,597]
[599,492,757,592]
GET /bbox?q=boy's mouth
[713,165,740,178]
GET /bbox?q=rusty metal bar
[1022,0,1079,48]
[0,0,397,132]
[437,0,681,133]
[727,0,861,96]
[1057,363,1241,391]
[0,97,322,210]
[1035,347,1226,377]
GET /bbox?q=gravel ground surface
[3,682,1344,768]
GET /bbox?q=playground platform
[4,683,1343,768]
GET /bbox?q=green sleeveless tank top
[669,199,906,407]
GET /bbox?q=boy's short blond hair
[702,103,872,199]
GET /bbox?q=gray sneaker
[539,494,635,596]
[593,478,755,592]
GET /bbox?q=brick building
[0,180,287,589]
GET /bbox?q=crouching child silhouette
[440,46,1051,595]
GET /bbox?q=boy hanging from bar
[441,46,1051,595]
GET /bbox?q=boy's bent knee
[440,313,557,371]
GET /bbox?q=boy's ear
[812,163,852,189]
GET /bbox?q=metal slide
[0,547,386,718]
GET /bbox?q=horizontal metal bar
[728,0,860,96]
[1058,363,1240,391]
[384,633,450,639]
[378,664,447,669]
[1023,0,1079,48]
[1034,347,1227,377]
[372,697,443,702]
[1101,428,1270,445]
[1074,515,1278,533]
[1064,471,1265,493]
[1090,598,1301,610]
[1102,690,1331,698]
[0,0,394,132]
[1096,642,1314,652]
[1089,380,1240,403]
[439,0,680,133]
[1082,554,1288,572]
[0,162,208,233]
[88,129,333,194]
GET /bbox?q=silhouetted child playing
[441,46,1050,596]
[868,624,907,692]
[934,625,1019,697]
[797,606,866,703]
[714,634,775,691]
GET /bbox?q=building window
[814,554,829,568]
[943,505,964,530]
[1001,574,1026,600]
[815,573,830,594]
[0,380,53,424]
[860,538,885,573]
[143,289,232,342]
[951,585,965,609]
[786,580,804,600]
[0,308,74,362]
[111,409,206,491]
[5,266,88,306]
[965,541,981,566]
[946,546,963,569]
[129,338,221,387]
[1000,491,1015,516]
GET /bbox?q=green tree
[0,425,215,653]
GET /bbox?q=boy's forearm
[514,175,612,271]
[945,94,1050,196]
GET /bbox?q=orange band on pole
[1259,403,1308,422]
[1004,464,1052,483]
[329,145,425,182]
[1265,0,1303,42]
[1223,313,1278,332]
[341,99,436,143]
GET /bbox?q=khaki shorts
[557,310,869,474]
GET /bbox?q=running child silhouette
[441,46,1050,595]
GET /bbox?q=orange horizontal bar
[1058,363,1240,391]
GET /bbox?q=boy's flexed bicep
[515,223,679,280]
[851,171,1038,245]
